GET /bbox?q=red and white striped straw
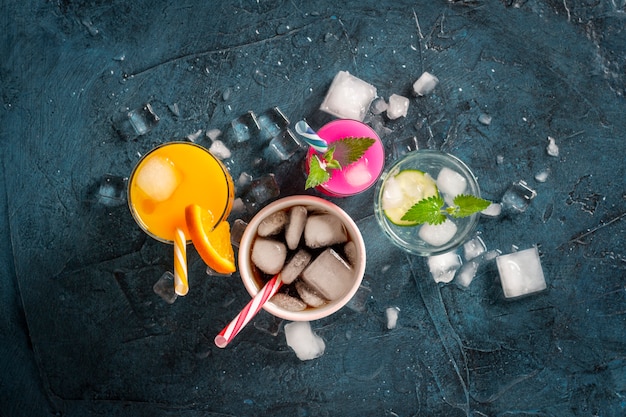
[173,227,188,296]
[215,274,283,348]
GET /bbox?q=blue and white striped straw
[295,120,328,153]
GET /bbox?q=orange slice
[185,204,236,274]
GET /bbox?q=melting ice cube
[496,247,546,299]
[285,206,307,250]
[437,167,467,198]
[135,156,182,202]
[319,71,377,122]
[412,72,439,96]
[419,219,458,247]
[284,321,325,361]
[386,94,409,120]
[251,238,287,275]
[501,180,537,213]
[153,271,177,304]
[427,251,462,283]
[304,214,348,249]
[385,306,400,329]
[301,248,354,301]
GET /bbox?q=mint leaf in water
[448,194,491,218]
[331,137,376,167]
[401,196,447,225]
[305,155,331,189]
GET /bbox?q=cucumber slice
[382,169,438,226]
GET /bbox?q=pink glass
[306,119,385,197]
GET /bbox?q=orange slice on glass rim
[185,204,236,274]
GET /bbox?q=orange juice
[128,142,234,243]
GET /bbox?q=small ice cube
[343,241,357,266]
[301,248,354,301]
[285,206,307,250]
[285,321,325,361]
[496,247,547,298]
[280,249,312,285]
[304,214,348,249]
[478,113,492,126]
[419,219,458,247]
[251,238,287,275]
[344,161,372,187]
[319,71,377,122]
[153,271,177,304]
[501,180,537,213]
[455,260,479,288]
[534,169,550,183]
[258,106,290,139]
[496,155,505,165]
[245,174,280,205]
[114,103,160,140]
[295,281,328,308]
[206,128,221,141]
[345,283,372,313]
[392,136,419,159]
[230,219,247,248]
[257,210,288,237]
[96,174,127,207]
[231,111,260,143]
[481,203,502,217]
[237,172,253,188]
[386,94,409,120]
[271,293,307,312]
[463,235,486,260]
[413,72,439,96]
[427,251,462,283]
[437,167,467,197]
[186,129,202,142]
[385,307,400,329]
[370,97,388,115]
[381,176,404,210]
[269,129,303,160]
[209,140,231,160]
[546,136,559,157]
[135,156,182,202]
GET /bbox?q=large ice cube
[251,238,287,275]
[496,247,546,298]
[285,205,307,250]
[284,321,325,361]
[319,71,377,122]
[135,156,182,202]
[301,248,354,301]
[418,219,458,247]
[280,249,312,285]
[304,214,348,249]
[428,251,462,283]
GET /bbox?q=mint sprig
[305,136,375,189]
[401,194,491,225]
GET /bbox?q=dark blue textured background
[1,0,625,416]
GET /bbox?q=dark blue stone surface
[1,0,625,416]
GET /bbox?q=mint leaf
[331,137,376,167]
[449,194,491,218]
[401,196,447,225]
[305,155,331,189]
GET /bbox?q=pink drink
[306,119,384,197]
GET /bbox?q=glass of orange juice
[128,142,235,294]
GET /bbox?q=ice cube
[546,136,559,157]
[251,238,287,275]
[501,180,537,213]
[418,219,458,247]
[280,249,312,285]
[427,250,462,283]
[230,219,247,248]
[319,71,377,122]
[245,174,280,205]
[496,247,547,299]
[392,136,419,159]
[258,106,290,139]
[370,97,388,115]
[463,235,486,261]
[385,307,400,329]
[95,174,127,207]
[284,321,325,361]
[481,202,502,217]
[135,155,182,202]
[455,260,479,288]
[412,72,439,96]
[270,293,307,312]
[386,94,409,120]
[343,240,357,266]
[436,167,467,197]
[285,205,307,250]
[186,129,202,142]
[345,283,372,313]
[301,248,354,301]
[257,210,288,237]
[206,128,221,141]
[153,271,177,304]
[304,214,348,249]
[206,265,232,277]
[209,140,231,160]
[295,281,328,308]
[478,113,492,126]
[343,161,372,187]
[268,129,303,161]
[230,111,260,143]
[113,103,160,140]
[534,168,550,183]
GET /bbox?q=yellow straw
[174,227,189,296]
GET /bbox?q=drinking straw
[173,227,189,296]
[215,273,283,348]
[295,120,328,153]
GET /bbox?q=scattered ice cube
[386,94,409,120]
[209,139,231,160]
[546,136,559,157]
[301,248,354,301]
[319,71,377,122]
[412,72,439,96]
[245,174,280,205]
[271,293,307,312]
[258,106,290,139]
[427,250,462,283]
[345,283,372,313]
[95,174,127,206]
[237,172,253,188]
[280,249,312,285]
[370,97,388,115]
[392,136,419,159]
[257,210,288,237]
[167,102,180,117]
[385,307,400,329]
[135,156,182,202]
[284,321,325,361]
[456,260,478,287]
[206,128,221,141]
[186,129,202,143]
[436,167,467,197]
[343,161,372,187]
[251,238,287,275]
[231,197,246,215]
[113,103,160,140]
[304,214,348,248]
[496,247,547,298]
[463,235,486,260]
[295,281,328,308]
[478,113,492,126]
[534,168,550,183]
[153,271,177,304]
[501,180,537,213]
[481,203,502,217]
[419,219,458,247]
[231,111,260,142]
[230,219,247,248]
[496,155,505,165]
[268,129,303,160]
[285,206,307,250]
